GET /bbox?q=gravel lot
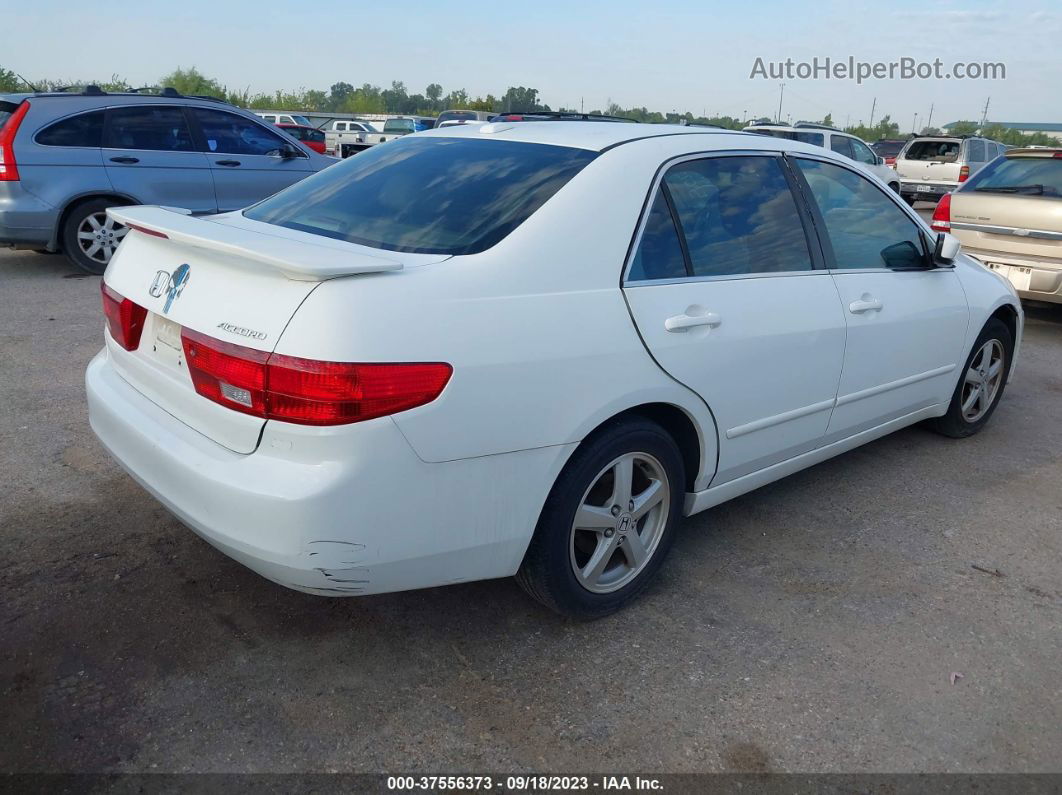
[1,237,1060,774]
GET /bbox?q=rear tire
[929,318,1013,438]
[61,198,130,275]
[516,417,685,619]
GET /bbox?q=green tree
[158,66,225,98]
[0,67,23,92]
[425,83,442,110]
[821,112,834,127]
[948,120,979,136]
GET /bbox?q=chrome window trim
[621,148,820,286]
[625,268,826,287]
[950,222,1062,241]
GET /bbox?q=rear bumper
[86,349,573,596]
[0,184,56,247]
[963,248,1062,305]
[899,180,956,199]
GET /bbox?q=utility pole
[742,109,747,124]
[926,102,934,131]
[580,97,584,113]
[777,83,785,124]
[979,97,991,131]
[869,97,876,129]
[912,113,919,134]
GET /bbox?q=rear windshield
[962,155,1062,197]
[245,137,597,255]
[383,119,414,133]
[871,140,906,157]
[903,140,960,161]
[747,129,824,147]
[437,111,478,124]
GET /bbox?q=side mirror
[278,143,300,159]
[933,232,960,266]
[877,155,886,166]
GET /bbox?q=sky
[8,0,1062,128]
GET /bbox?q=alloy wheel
[77,212,127,266]
[569,452,670,594]
[961,339,1005,423]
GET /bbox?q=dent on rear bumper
[86,350,575,596]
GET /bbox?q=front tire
[929,318,1013,438]
[516,417,685,619]
[61,198,130,275]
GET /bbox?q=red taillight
[931,193,952,232]
[181,328,452,426]
[0,101,30,181]
[958,165,970,183]
[100,282,148,351]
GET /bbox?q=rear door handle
[216,160,241,167]
[109,156,139,164]
[849,297,883,314]
[664,311,722,332]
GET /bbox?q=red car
[277,123,326,155]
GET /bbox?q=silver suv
[0,87,334,273]
[895,135,1005,205]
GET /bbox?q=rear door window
[36,110,105,147]
[830,135,855,159]
[628,190,688,281]
[245,137,597,255]
[104,106,195,151]
[662,155,814,277]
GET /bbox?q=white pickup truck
[323,120,377,157]
[330,116,437,157]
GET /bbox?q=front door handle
[109,156,139,164]
[849,297,883,314]
[664,311,722,332]
[216,160,241,167]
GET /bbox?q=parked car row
[0,87,334,273]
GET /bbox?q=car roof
[420,121,752,152]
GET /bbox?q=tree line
[2,65,1057,145]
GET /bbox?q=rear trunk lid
[101,206,441,453]
[951,192,1062,260]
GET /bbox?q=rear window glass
[903,140,960,161]
[383,119,415,133]
[36,110,105,147]
[962,155,1062,197]
[871,140,906,158]
[245,137,597,255]
[747,129,824,147]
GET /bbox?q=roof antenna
[16,73,41,93]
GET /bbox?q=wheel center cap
[617,513,634,535]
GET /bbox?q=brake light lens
[181,328,452,426]
[0,101,30,181]
[100,282,148,351]
[958,165,970,183]
[931,193,952,232]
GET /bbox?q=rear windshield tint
[872,140,905,157]
[245,137,597,255]
[962,156,1062,197]
[904,140,960,161]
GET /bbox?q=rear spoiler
[107,206,403,281]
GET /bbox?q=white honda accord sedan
[86,121,1022,618]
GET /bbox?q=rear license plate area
[148,315,186,371]
[987,263,1032,292]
